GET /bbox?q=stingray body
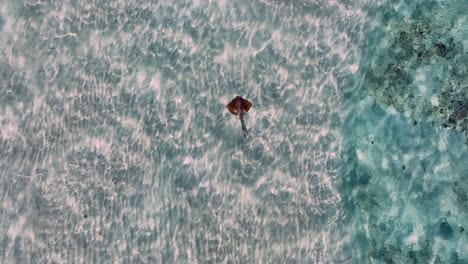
[227,96,252,138]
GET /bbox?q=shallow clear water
[0,0,467,263]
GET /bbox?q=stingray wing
[240,98,252,114]
[227,100,240,115]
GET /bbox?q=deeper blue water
[0,0,467,263]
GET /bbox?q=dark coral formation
[348,1,468,261]
[363,1,468,142]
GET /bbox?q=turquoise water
[0,0,467,263]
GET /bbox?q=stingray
[227,96,252,138]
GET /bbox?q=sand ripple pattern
[0,0,376,263]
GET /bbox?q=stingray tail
[240,114,248,138]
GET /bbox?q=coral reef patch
[362,0,468,143]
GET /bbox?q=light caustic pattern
[1,0,373,263]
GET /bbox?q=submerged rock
[434,43,447,57]
[448,101,468,123]
[438,220,454,240]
